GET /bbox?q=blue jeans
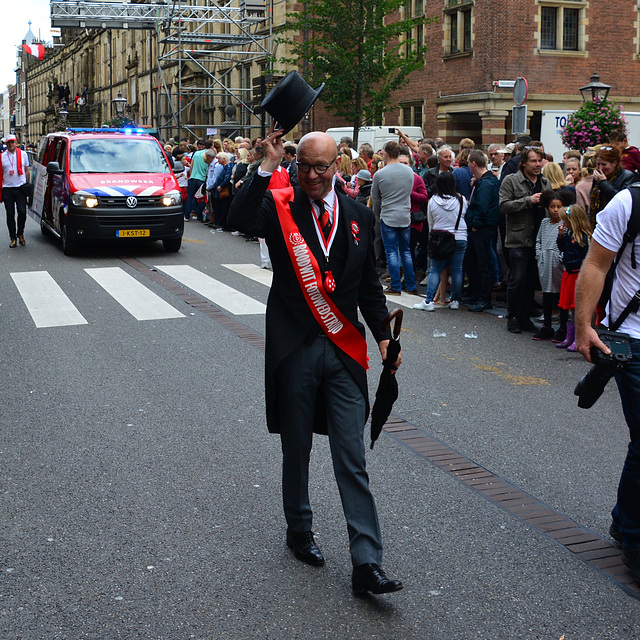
[380,220,416,292]
[425,239,467,302]
[185,178,205,220]
[613,338,640,551]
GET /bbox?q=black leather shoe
[507,316,521,333]
[610,522,623,544]
[286,529,325,566]
[352,563,403,594]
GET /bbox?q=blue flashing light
[66,127,147,135]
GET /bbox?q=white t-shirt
[592,188,640,338]
[1,149,29,187]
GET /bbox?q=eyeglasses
[524,145,543,151]
[297,157,337,175]
[599,146,614,151]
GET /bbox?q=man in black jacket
[465,150,500,312]
[228,127,403,595]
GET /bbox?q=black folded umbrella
[370,308,403,449]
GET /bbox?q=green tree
[275,0,431,147]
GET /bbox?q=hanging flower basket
[560,99,628,153]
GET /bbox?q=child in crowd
[555,203,593,351]
[533,190,566,341]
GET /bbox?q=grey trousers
[275,335,383,566]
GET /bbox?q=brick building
[387,0,640,147]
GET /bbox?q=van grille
[98,195,163,208]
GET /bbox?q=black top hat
[260,70,325,134]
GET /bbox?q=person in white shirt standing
[1,135,30,248]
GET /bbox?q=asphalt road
[1,213,639,639]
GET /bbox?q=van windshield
[69,138,170,173]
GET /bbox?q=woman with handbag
[214,152,234,230]
[413,172,468,311]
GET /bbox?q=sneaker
[449,300,459,310]
[414,300,435,311]
[383,286,401,296]
[231,230,242,236]
[405,289,421,296]
[420,276,428,286]
[532,326,555,341]
[507,316,521,333]
[261,262,272,270]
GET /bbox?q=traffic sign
[513,77,528,106]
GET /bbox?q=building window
[537,1,585,53]
[401,103,423,129]
[444,1,473,57]
[403,0,425,58]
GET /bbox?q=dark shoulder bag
[428,197,463,260]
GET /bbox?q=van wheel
[163,237,181,252]
[62,222,79,256]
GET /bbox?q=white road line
[221,263,273,287]
[155,265,266,315]
[222,262,420,309]
[385,291,426,309]
[10,271,88,328]
[85,267,185,321]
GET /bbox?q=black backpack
[601,184,640,330]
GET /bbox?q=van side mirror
[46,161,63,175]
[173,160,185,173]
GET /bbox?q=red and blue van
[29,128,184,255]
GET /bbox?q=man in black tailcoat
[228,127,403,595]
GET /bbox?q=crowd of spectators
[163,126,640,342]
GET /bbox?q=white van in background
[325,126,424,153]
[540,110,640,162]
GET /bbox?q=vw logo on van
[126,196,138,208]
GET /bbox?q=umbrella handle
[381,308,403,340]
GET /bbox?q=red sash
[271,187,369,370]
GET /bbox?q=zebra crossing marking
[10,271,88,328]
[85,267,185,321]
[221,263,273,287]
[155,264,266,315]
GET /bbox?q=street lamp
[111,91,127,116]
[579,73,612,103]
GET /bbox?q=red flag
[22,44,45,61]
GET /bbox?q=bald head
[298,132,339,158]
[296,132,340,200]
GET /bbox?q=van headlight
[71,192,99,208]
[162,190,182,206]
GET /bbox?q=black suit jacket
[228,173,391,434]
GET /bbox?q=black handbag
[428,198,463,260]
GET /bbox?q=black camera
[574,329,633,409]
[389,128,397,134]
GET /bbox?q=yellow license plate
[117,229,150,238]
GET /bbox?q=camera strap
[607,184,640,331]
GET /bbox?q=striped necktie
[315,199,331,239]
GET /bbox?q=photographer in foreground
[575,185,640,583]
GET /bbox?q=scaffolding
[49,0,274,139]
